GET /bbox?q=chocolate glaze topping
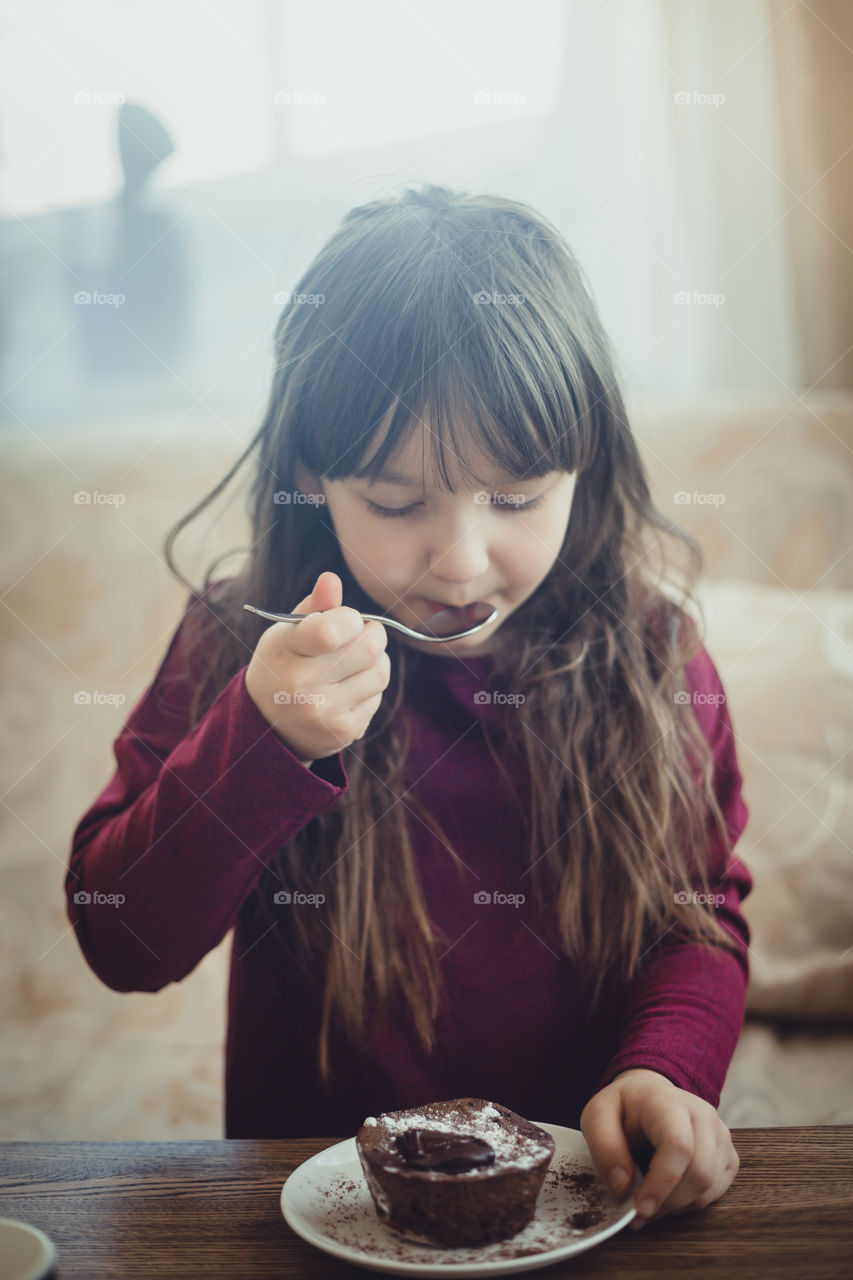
[396,1128,497,1174]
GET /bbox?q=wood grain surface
[0,1127,850,1278]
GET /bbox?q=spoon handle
[244,602,397,629]
[243,603,427,641]
[242,602,494,643]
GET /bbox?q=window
[0,0,567,216]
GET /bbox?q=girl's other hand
[579,1067,740,1229]
[244,570,391,765]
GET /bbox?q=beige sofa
[1,394,851,1138]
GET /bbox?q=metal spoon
[243,600,497,642]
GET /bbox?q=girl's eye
[365,500,422,519]
[500,494,545,513]
[365,494,546,519]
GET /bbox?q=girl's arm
[65,593,349,993]
[580,645,751,1225]
[591,642,752,1106]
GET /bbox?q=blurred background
[1,0,852,1139]
[3,0,853,421]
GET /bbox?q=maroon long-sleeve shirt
[67,588,752,1137]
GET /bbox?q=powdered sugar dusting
[367,1100,551,1173]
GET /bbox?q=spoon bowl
[243,601,497,642]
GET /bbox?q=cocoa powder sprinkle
[300,1152,630,1264]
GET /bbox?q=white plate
[0,1218,57,1280]
[280,1122,640,1276]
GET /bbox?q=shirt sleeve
[593,644,753,1108]
[65,589,349,993]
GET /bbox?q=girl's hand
[245,570,391,765]
[579,1067,740,1229]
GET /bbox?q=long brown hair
[164,183,741,1088]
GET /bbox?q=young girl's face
[298,423,577,657]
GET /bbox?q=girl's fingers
[703,1124,740,1205]
[293,571,343,616]
[285,605,364,658]
[663,1149,739,1219]
[628,1097,695,1220]
[648,1106,724,1218]
[330,657,391,708]
[579,1093,637,1196]
[318,621,389,685]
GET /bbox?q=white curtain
[538,0,800,395]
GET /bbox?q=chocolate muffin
[355,1097,555,1248]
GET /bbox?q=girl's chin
[400,636,494,658]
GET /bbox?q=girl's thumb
[295,571,342,616]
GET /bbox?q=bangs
[288,207,600,491]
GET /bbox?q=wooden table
[0,1128,851,1278]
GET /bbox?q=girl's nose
[427,513,490,583]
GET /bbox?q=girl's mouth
[400,598,498,640]
[416,598,498,629]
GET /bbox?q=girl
[68,183,751,1231]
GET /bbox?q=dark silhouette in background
[69,102,191,379]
